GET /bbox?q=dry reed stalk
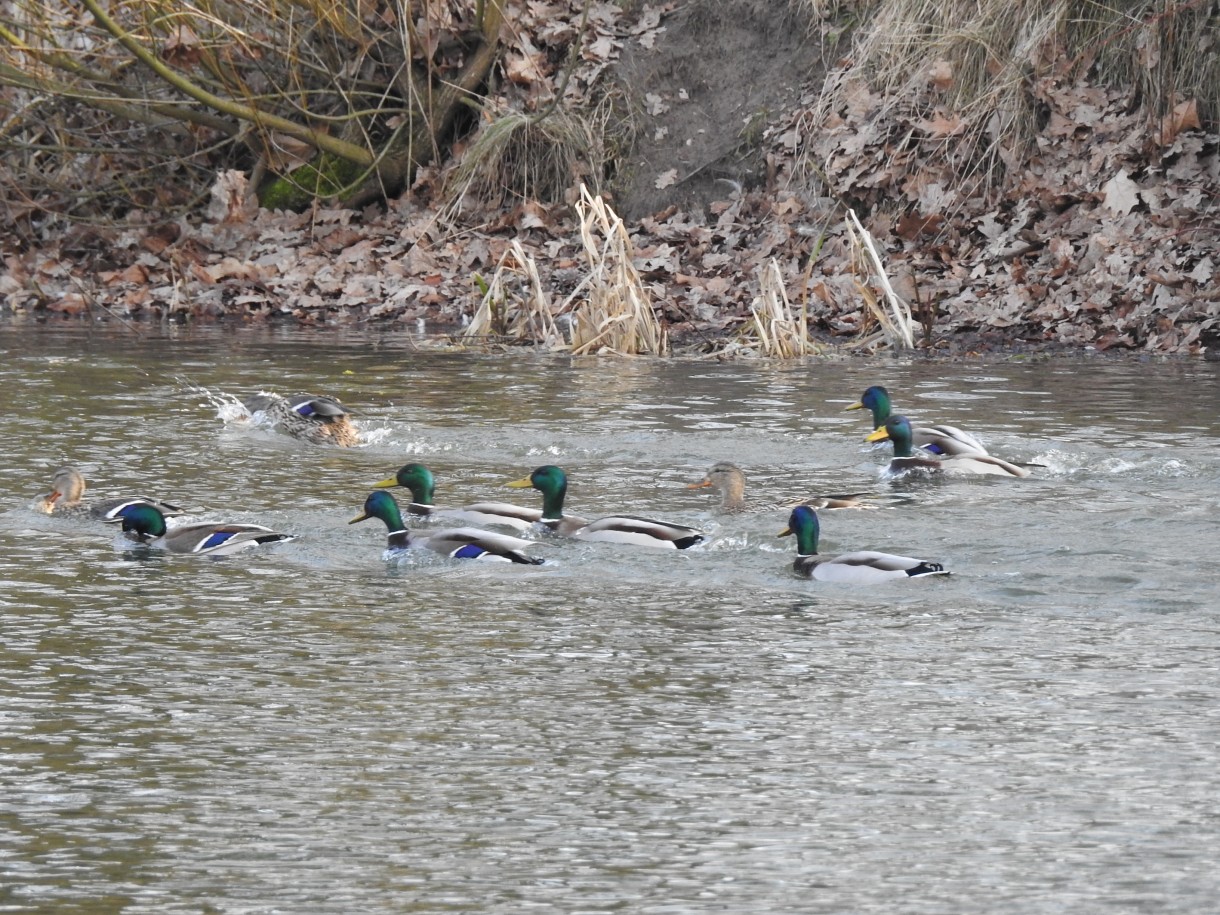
[464,240,564,347]
[845,208,914,349]
[740,258,819,358]
[568,184,667,356]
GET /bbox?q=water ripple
[3,327,1220,912]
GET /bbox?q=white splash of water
[355,424,395,446]
[1033,449,1197,478]
[374,439,458,454]
[183,382,250,425]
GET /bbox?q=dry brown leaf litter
[1,3,1218,357]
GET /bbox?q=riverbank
[2,174,1216,360]
[2,1,1217,358]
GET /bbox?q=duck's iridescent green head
[373,463,435,504]
[779,505,821,556]
[349,490,406,531]
[846,385,892,428]
[507,465,567,495]
[865,415,915,457]
[108,502,168,538]
[506,465,568,519]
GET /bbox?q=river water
[2,322,1219,913]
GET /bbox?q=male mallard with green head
[846,385,988,457]
[106,503,293,556]
[349,490,544,564]
[866,416,1029,478]
[507,465,705,549]
[372,463,542,530]
[779,506,948,583]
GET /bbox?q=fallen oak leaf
[1102,170,1141,215]
[1159,99,1200,145]
[927,59,954,90]
[654,169,679,189]
[119,263,149,285]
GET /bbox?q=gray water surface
[2,324,1219,914]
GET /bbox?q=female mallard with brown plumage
[349,491,544,564]
[846,385,988,457]
[688,462,871,514]
[35,466,185,521]
[779,506,948,583]
[866,416,1029,478]
[507,465,705,549]
[243,393,359,447]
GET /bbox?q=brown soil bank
[2,1,1217,357]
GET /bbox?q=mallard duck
[372,463,542,530]
[846,385,988,456]
[243,393,359,447]
[688,462,872,513]
[105,503,293,556]
[35,466,186,521]
[779,506,948,582]
[507,465,706,549]
[349,491,544,564]
[866,416,1030,478]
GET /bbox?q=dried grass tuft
[802,0,1220,189]
[567,184,667,356]
[738,259,821,358]
[464,240,564,347]
[844,209,914,350]
[448,98,620,207]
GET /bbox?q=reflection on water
[2,323,1220,913]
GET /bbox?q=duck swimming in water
[371,463,542,530]
[846,385,988,457]
[349,490,544,564]
[779,505,948,583]
[106,503,293,556]
[35,466,185,521]
[687,462,872,514]
[243,393,359,447]
[866,416,1029,478]
[507,465,706,549]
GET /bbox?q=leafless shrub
[0,0,495,230]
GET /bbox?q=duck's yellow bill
[865,427,891,443]
[505,477,533,489]
[348,510,371,524]
[777,527,793,537]
[844,401,864,411]
[371,477,398,488]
